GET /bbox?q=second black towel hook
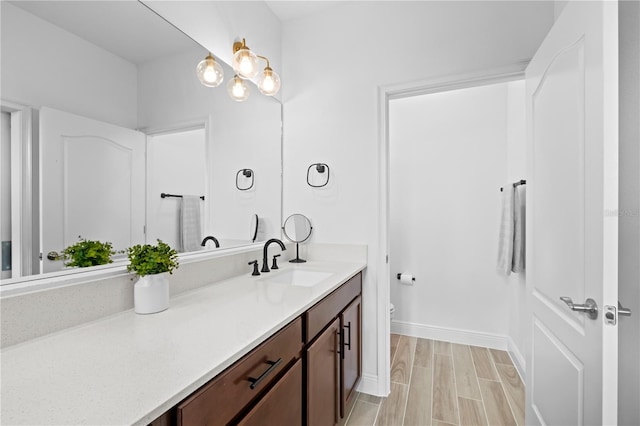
[236,169,254,191]
[307,163,330,188]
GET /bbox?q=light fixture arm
[257,55,271,69]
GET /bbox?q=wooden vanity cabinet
[175,317,302,426]
[148,271,363,426]
[305,272,362,426]
[340,295,362,418]
[237,358,303,426]
[306,318,340,425]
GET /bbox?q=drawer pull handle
[247,358,283,389]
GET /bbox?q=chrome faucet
[262,238,286,272]
[201,236,220,248]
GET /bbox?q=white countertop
[0,260,366,425]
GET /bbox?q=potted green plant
[126,240,179,314]
[62,238,116,268]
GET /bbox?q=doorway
[388,80,526,363]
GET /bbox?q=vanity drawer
[176,317,302,426]
[305,272,362,343]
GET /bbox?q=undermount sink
[262,270,333,287]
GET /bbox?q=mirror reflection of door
[146,128,206,250]
[40,107,146,273]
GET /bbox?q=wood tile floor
[343,334,525,426]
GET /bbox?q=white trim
[376,62,529,398]
[507,335,527,382]
[4,100,36,279]
[0,242,266,295]
[356,373,387,397]
[391,320,508,350]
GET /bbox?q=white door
[526,1,618,425]
[40,107,145,273]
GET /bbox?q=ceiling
[9,1,199,65]
[264,1,343,22]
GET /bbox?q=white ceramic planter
[134,272,170,314]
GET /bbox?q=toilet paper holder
[396,273,415,282]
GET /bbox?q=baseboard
[357,373,388,397]
[391,320,508,350]
[507,335,526,382]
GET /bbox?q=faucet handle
[248,260,260,276]
[272,254,281,270]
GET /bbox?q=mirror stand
[282,213,313,264]
[290,243,306,263]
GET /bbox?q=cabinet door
[340,296,361,418]
[237,359,302,426]
[307,318,340,426]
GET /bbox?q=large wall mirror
[0,1,282,284]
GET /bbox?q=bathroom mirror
[282,214,313,263]
[0,1,282,284]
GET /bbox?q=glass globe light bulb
[196,54,224,87]
[227,75,250,102]
[257,67,281,96]
[232,48,258,79]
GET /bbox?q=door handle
[343,322,351,351]
[618,302,632,317]
[47,251,62,261]
[560,297,598,320]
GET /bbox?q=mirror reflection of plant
[62,238,117,268]
[126,240,179,277]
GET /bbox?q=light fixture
[232,39,259,79]
[227,74,250,102]
[196,53,224,87]
[256,58,281,96]
[232,38,282,99]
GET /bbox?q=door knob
[560,296,598,320]
[47,251,62,261]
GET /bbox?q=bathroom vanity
[0,257,365,426]
[152,271,362,426]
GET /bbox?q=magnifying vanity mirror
[250,214,259,243]
[0,1,282,285]
[282,214,313,263]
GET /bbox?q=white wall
[618,1,640,424]
[389,82,513,340]
[0,2,137,128]
[281,1,554,392]
[137,48,282,244]
[146,129,206,250]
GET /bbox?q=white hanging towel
[180,195,202,253]
[512,185,526,273]
[497,186,515,275]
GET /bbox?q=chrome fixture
[261,239,286,273]
[201,236,220,248]
[560,296,598,320]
